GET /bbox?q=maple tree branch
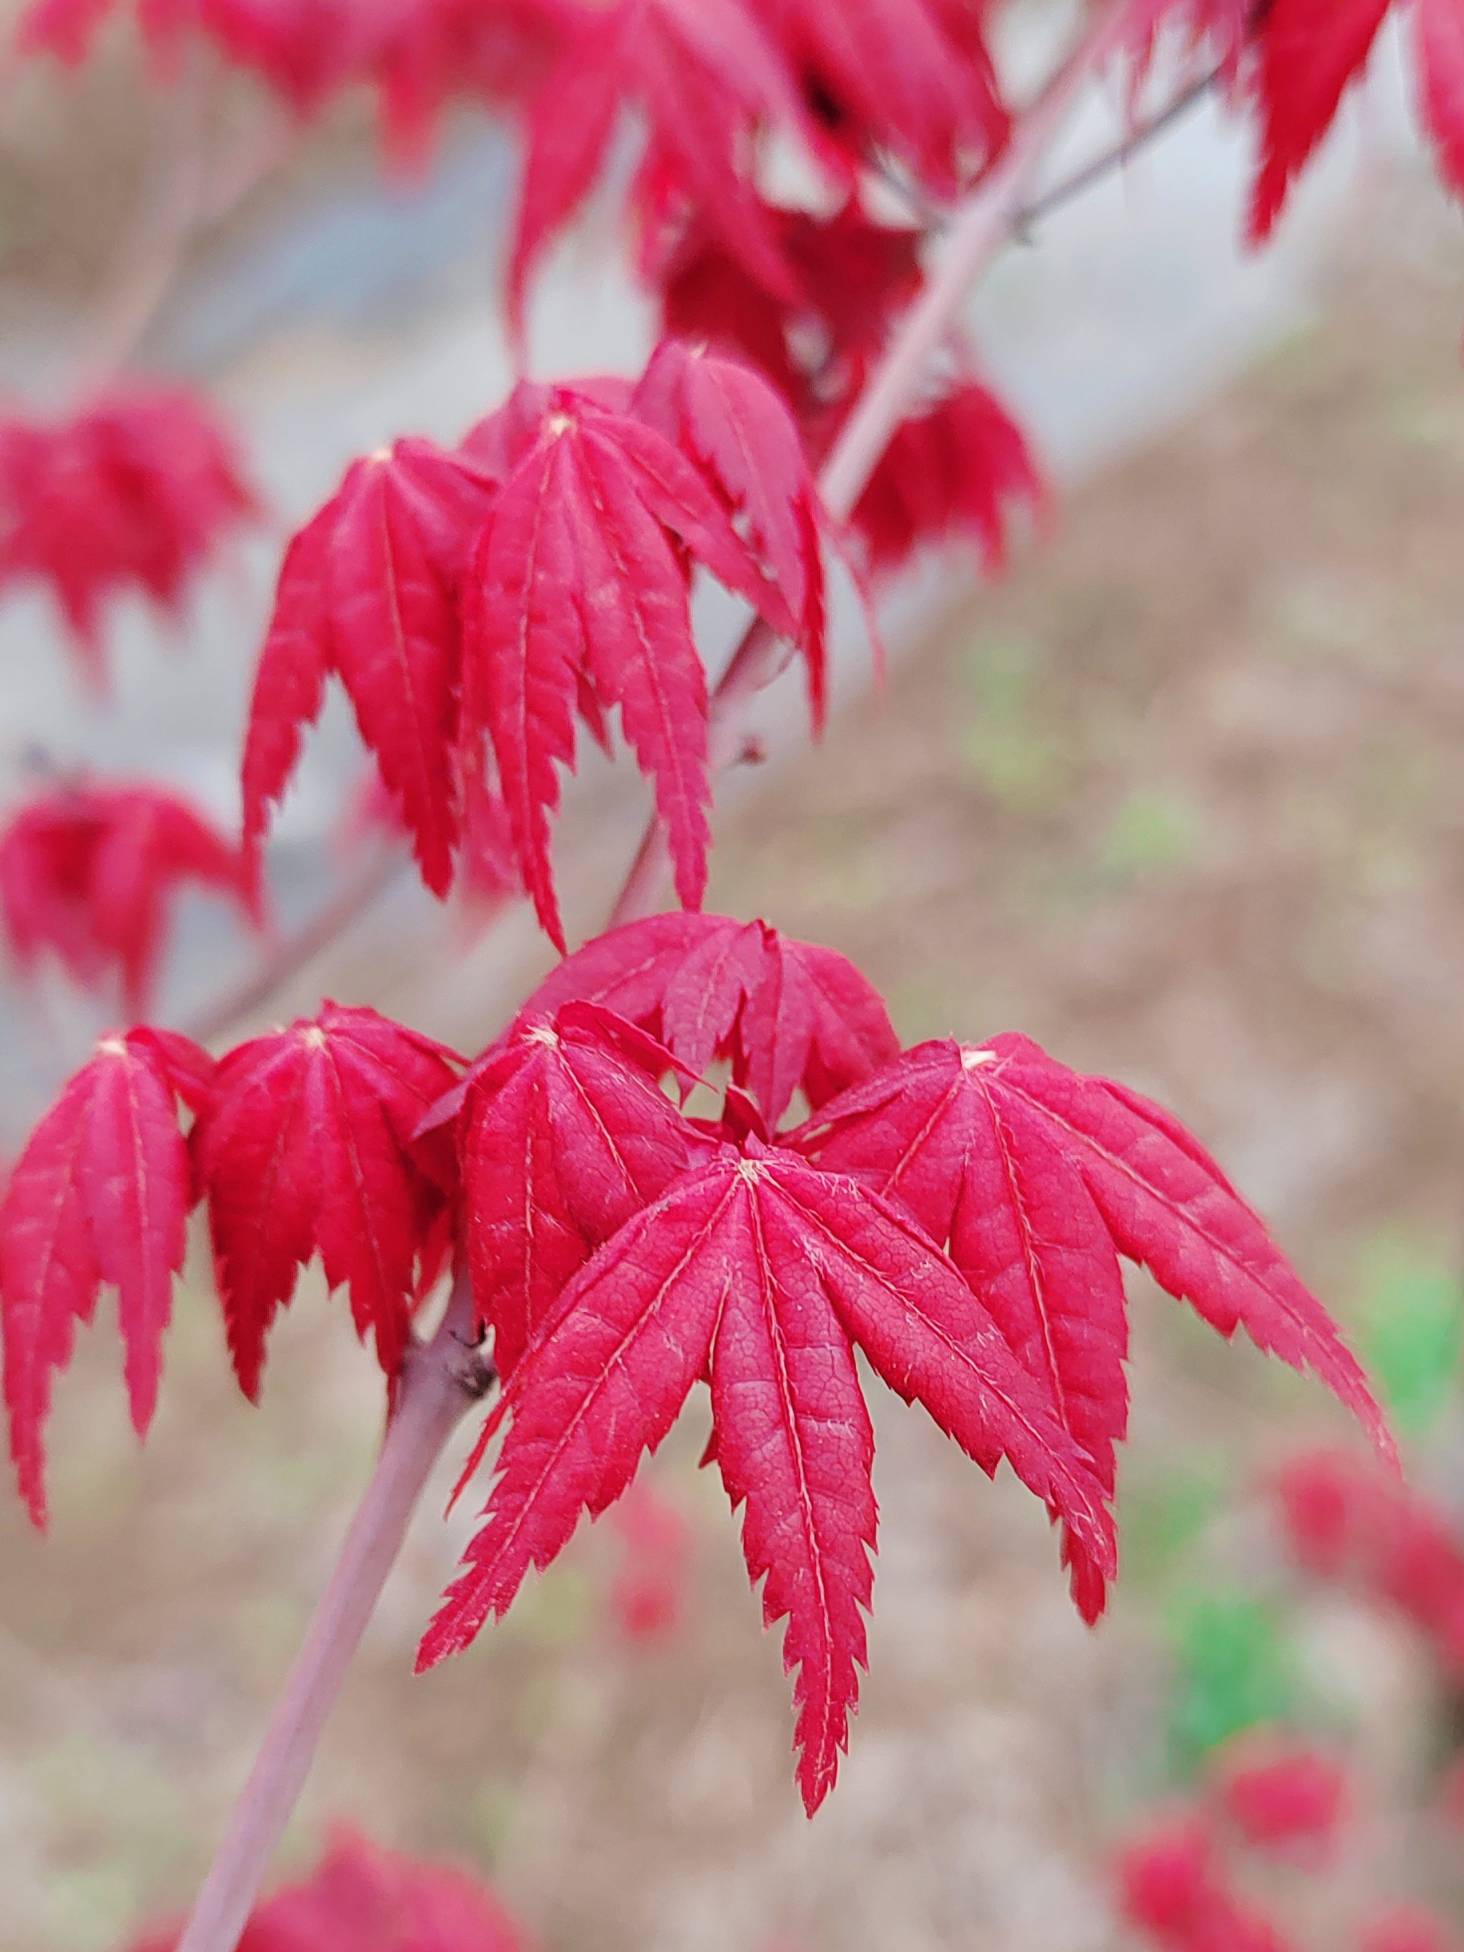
[174,1271,494,1952]
[607,19,1217,933]
[181,847,406,1047]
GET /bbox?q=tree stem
[173,1275,493,1952]
[608,11,1208,932]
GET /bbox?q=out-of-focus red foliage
[0,779,259,1013]
[1213,1734,1351,1862]
[0,386,256,687]
[1272,1447,1464,1674]
[608,1480,692,1643]
[1359,1904,1461,1952]
[128,1827,529,1950]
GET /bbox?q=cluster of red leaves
[1116,1733,1457,1952]
[16,0,568,167]
[0,911,1388,1811]
[0,779,259,1013]
[0,1004,459,1524]
[0,385,256,687]
[243,341,837,946]
[1272,1446,1464,1675]
[129,1828,528,1952]
[411,913,1383,1811]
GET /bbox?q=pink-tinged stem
[173,1274,492,1952]
[607,2,1143,932]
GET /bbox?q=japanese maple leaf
[506,0,810,333]
[1212,1735,1350,1861]
[634,338,832,720]
[1,1026,211,1526]
[371,0,570,168]
[449,1000,693,1378]
[757,0,1009,196]
[240,436,496,896]
[0,780,260,1014]
[654,198,922,418]
[457,371,809,948]
[793,1034,1389,1618]
[521,910,900,1125]
[419,1135,1115,1813]
[850,375,1045,579]
[131,1828,528,1952]
[192,1003,461,1398]
[0,385,256,687]
[1247,0,1395,242]
[1416,0,1464,200]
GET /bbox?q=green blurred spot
[1165,1593,1299,1777]
[1356,1230,1463,1440]
[959,636,1067,814]
[1120,1463,1225,1588]
[1098,787,1204,881]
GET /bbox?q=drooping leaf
[240,438,496,895]
[0,779,260,1014]
[851,376,1045,580]
[522,910,899,1125]
[506,0,810,332]
[458,376,809,947]
[0,384,256,687]
[1,1026,209,1525]
[1247,0,1394,242]
[192,1003,461,1398]
[421,1136,1115,1813]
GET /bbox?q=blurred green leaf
[1356,1231,1463,1439]
[1120,1463,1225,1588]
[1165,1593,1298,1776]
[1098,786,1204,881]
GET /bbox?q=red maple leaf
[653,198,922,420]
[756,0,1009,196]
[0,385,256,687]
[792,1035,1389,1616]
[420,1134,1115,1813]
[634,338,833,720]
[131,1827,529,1952]
[371,0,569,168]
[240,437,496,896]
[192,1003,462,1399]
[1247,0,1395,242]
[0,779,260,1014]
[850,374,1045,579]
[521,911,900,1126]
[0,1026,211,1526]
[450,1000,693,1379]
[1212,1734,1351,1862]
[457,369,813,948]
[506,0,810,334]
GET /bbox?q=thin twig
[608,2,1190,932]
[174,1272,494,1952]
[181,848,406,1048]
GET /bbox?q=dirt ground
[5,197,1464,1949]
